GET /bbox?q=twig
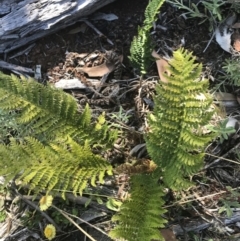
[60,209,109,237]
[204,142,240,170]
[203,30,216,53]
[13,190,62,232]
[0,60,34,74]
[52,205,97,241]
[92,73,109,99]
[9,43,36,59]
[83,20,114,45]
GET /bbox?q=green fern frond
[0,72,117,146]
[109,173,167,241]
[129,0,165,75]
[0,137,112,198]
[129,29,152,75]
[145,48,215,190]
[144,0,165,29]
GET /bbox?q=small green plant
[166,0,225,30]
[166,0,205,18]
[110,106,131,125]
[206,118,236,143]
[219,187,240,217]
[202,0,224,21]
[230,1,240,13]
[21,210,42,229]
[221,58,240,86]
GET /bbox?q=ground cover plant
[1,0,240,241]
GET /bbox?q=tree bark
[0,0,116,54]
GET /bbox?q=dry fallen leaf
[152,229,177,241]
[233,37,240,52]
[152,50,170,83]
[76,62,115,77]
[232,22,240,28]
[160,229,177,241]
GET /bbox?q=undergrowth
[0,0,234,240]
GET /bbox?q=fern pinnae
[144,0,165,29]
[0,136,113,198]
[146,48,215,190]
[0,71,117,146]
[109,174,167,241]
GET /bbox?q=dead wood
[0,0,116,54]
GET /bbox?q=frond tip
[129,0,165,75]
[109,174,167,241]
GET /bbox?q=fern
[109,173,167,241]
[0,136,112,198]
[0,71,117,198]
[145,48,215,190]
[0,72,117,147]
[129,0,165,75]
[144,0,165,28]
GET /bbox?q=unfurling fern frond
[129,0,165,75]
[0,137,112,198]
[145,48,215,190]
[0,72,117,147]
[109,174,167,241]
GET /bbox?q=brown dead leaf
[234,38,240,52]
[214,92,237,102]
[160,229,177,241]
[76,62,115,77]
[232,22,240,28]
[152,229,177,241]
[152,50,170,83]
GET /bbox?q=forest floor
[1,0,240,241]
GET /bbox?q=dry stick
[205,153,240,166]
[57,208,109,237]
[164,187,240,209]
[92,73,109,99]
[52,205,97,241]
[83,20,114,45]
[204,142,240,170]
[15,192,62,232]
[203,27,216,53]
[0,60,34,74]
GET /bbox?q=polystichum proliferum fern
[146,48,215,190]
[0,71,117,197]
[129,0,165,75]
